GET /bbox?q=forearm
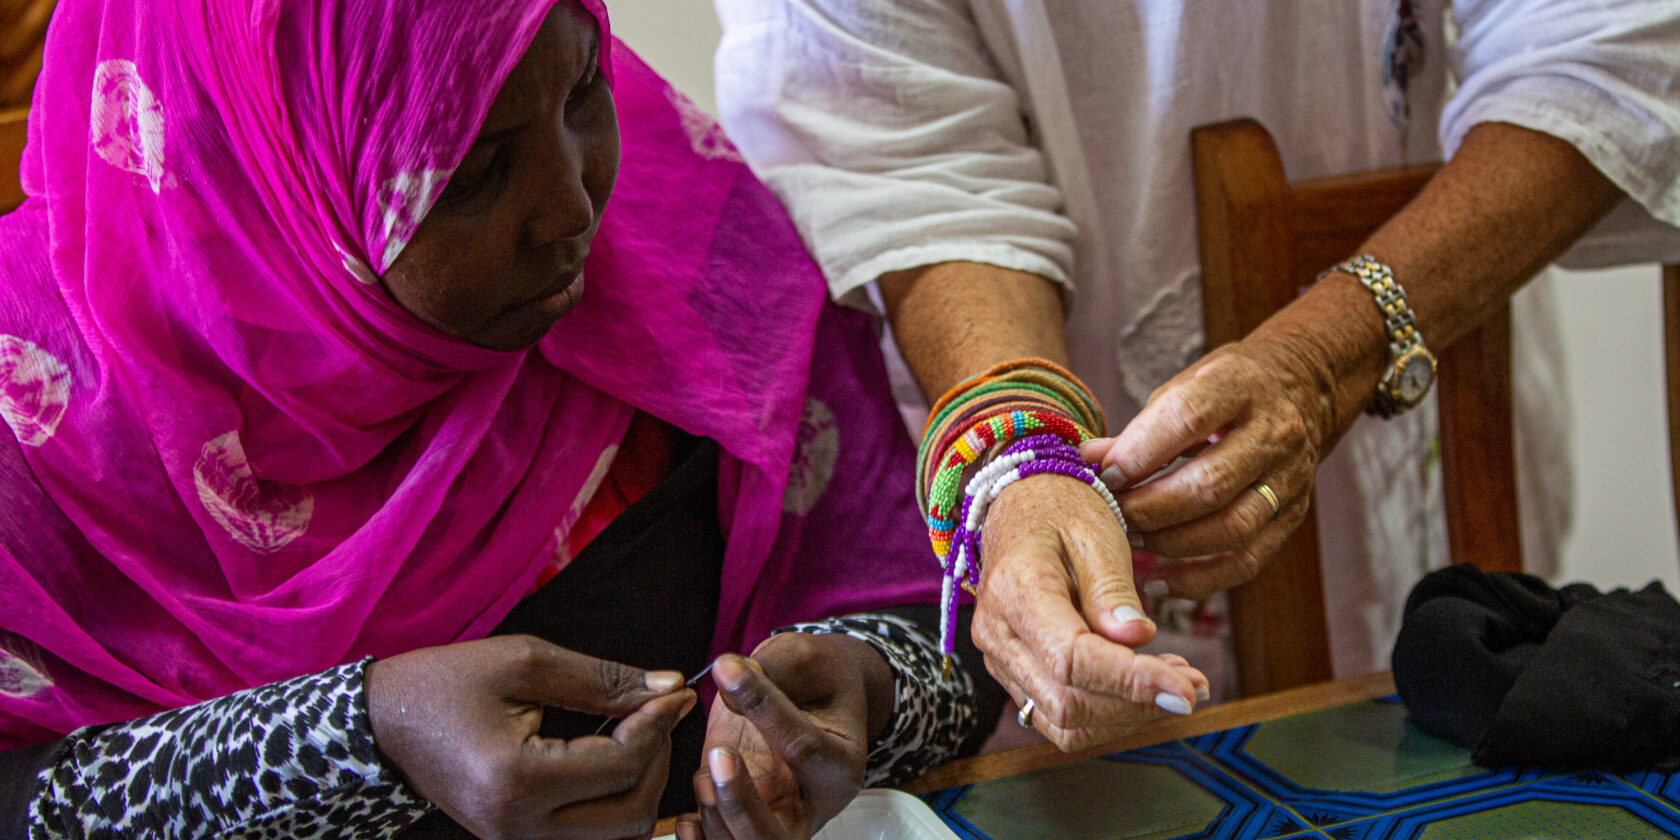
[25,662,429,840]
[1250,121,1625,444]
[879,262,1069,400]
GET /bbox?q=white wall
[608,4,1680,596]
[606,1,721,115]
[1549,266,1680,592]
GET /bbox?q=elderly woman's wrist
[1250,275,1391,447]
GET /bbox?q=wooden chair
[1191,118,1680,697]
[2,106,26,213]
[1,0,54,111]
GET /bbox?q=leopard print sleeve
[28,660,432,840]
[773,613,977,788]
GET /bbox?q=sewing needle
[685,662,715,688]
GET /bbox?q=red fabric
[530,413,679,591]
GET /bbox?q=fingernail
[676,821,699,840]
[708,747,737,783]
[1155,692,1193,716]
[713,655,746,692]
[1100,465,1126,489]
[1143,579,1170,598]
[1195,685,1211,702]
[1112,605,1154,630]
[645,671,682,691]
[694,772,717,808]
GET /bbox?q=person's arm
[716,0,1206,752]
[877,263,1067,397]
[21,662,432,840]
[1089,0,1680,593]
[12,638,694,840]
[1092,121,1625,598]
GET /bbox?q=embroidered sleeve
[28,661,432,840]
[773,613,978,787]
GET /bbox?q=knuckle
[770,631,820,665]
[1226,502,1268,545]
[1188,461,1234,510]
[1159,392,1211,439]
[1280,412,1309,446]
[1048,728,1081,752]
[1036,684,1078,729]
[595,657,640,697]
[1230,550,1264,583]
[605,761,644,795]
[781,727,828,768]
[506,634,547,670]
[1043,644,1074,686]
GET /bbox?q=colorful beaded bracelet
[915,358,1106,515]
[925,408,1090,556]
[936,434,1127,673]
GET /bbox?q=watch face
[1395,351,1436,403]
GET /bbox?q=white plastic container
[656,789,961,840]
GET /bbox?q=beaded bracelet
[925,408,1090,556]
[936,434,1127,673]
[916,358,1106,515]
[914,359,1118,676]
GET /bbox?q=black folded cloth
[1391,563,1680,771]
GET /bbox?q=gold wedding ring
[1253,482,1281,521]
[1017,697,1037,729]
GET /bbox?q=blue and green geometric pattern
[923,697,1680,840]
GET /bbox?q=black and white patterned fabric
[23,614,972,838]
[28,661,431,840]
[774,613,976,787]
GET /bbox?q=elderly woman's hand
[971,474,1209,751]
[365,635,695,840]
[677,634,889,840]
[1081,337,1331,600]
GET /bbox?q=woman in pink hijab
[0,0,1008,837]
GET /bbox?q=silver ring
[1016,697,1036,729]
[1252,482,1281,521]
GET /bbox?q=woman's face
[382,1,618,352]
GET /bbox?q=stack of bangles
[915,358,1127,678]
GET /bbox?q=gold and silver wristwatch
[1320,254,1436,418]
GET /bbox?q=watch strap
[1319,254,1433,417]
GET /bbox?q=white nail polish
[1195,685,1211,702]
[1155,692,1193,716]
[1100,465,1126,489]
[1143,580,1170,598]
[1127,531,1144,549]
[1112,605,1153,627]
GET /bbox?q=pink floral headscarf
[0,0,938,745]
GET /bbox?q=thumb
[496,636,684,717]
[1062,516,1158,648]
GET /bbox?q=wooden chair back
[1,106,25,213]
[1191,118,1526,696]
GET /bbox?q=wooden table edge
[900,670,1396,794]
[652,671,1396,835]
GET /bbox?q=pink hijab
[0,0,938,746]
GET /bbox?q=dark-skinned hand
[365,634,695,840]
[675,632,892,840]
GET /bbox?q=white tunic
[713,0,1680,681]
